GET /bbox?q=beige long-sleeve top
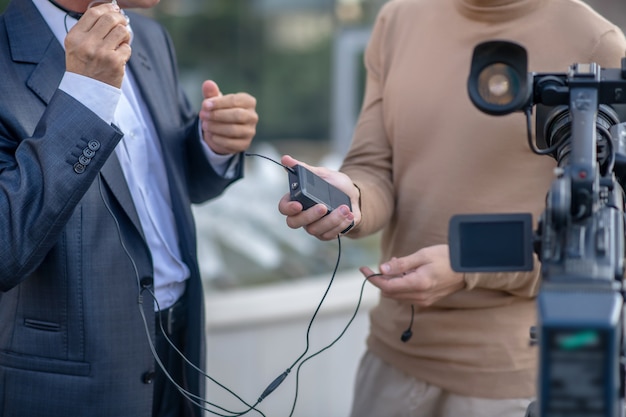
[341,0,626,398]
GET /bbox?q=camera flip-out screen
[449,213,534,272]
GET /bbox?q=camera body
[450,40,626,417]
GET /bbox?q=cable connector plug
[258,369,291,403]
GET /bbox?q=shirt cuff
[59,72,121,124]
[197,121,239,178]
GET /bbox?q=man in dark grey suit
[0,0,258,416]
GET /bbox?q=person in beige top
[278,0,626,416]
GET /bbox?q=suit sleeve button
[73,163,86,174]
[88,140,101,151]
[83,148,95,158]
[79,155,91,165]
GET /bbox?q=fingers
[367,246,465,306]
[277,155,360,240]
[302,205,354,240]
[199,89,258,155]
[278,191,330,232]
[380,256,417,276]
[365,266,415,292]
[201,108,258,136]
[205,92,256,110]
[278,193,355,242]
[364,253,427,296]
[65,4,131,88]
[200,92,257,121]
[278,193,304,216]
[366,270,440,307]
[360,267,415,300]
[202,126,257,154]
[360,266,381,279]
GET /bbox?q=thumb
[280,155,302,169]
[202,80,222,99]
[380,257,406,275]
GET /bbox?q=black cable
[100,153,369,416]
[287,257,374,416]
[138,293,264,417]
[48,0,83,19]
[98,175,142,290]
[244,152,295,174]
[525,107,561,157]
[241,152,380,414]
[257,234,345,407]
[99,175,265,417]
[144,289,266,416]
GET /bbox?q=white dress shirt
[32,0,233,310]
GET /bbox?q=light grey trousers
[349,351,534,417]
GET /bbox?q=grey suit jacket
[0,1,242,416]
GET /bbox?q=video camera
[448,40,626,417]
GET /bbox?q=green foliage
[257,44,331,140]
[155,0,332,142]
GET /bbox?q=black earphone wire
[98,152,373,416]
[99,175,265,417]
[243,153,376,414]
[255,233,346,409]
[244,152,295,174]
[138,290,264,417]
[287,252,372,416]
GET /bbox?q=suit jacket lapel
[6,0,146,237]
[100,155,146,241]
[127,39,164,133]
[6,0,65,105]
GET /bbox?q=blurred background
[1,0,625,415]
[1,0,623,288]
[150,0,386,292]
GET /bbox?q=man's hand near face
[64,3,131,88]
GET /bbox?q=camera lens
[477,63,519,106]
